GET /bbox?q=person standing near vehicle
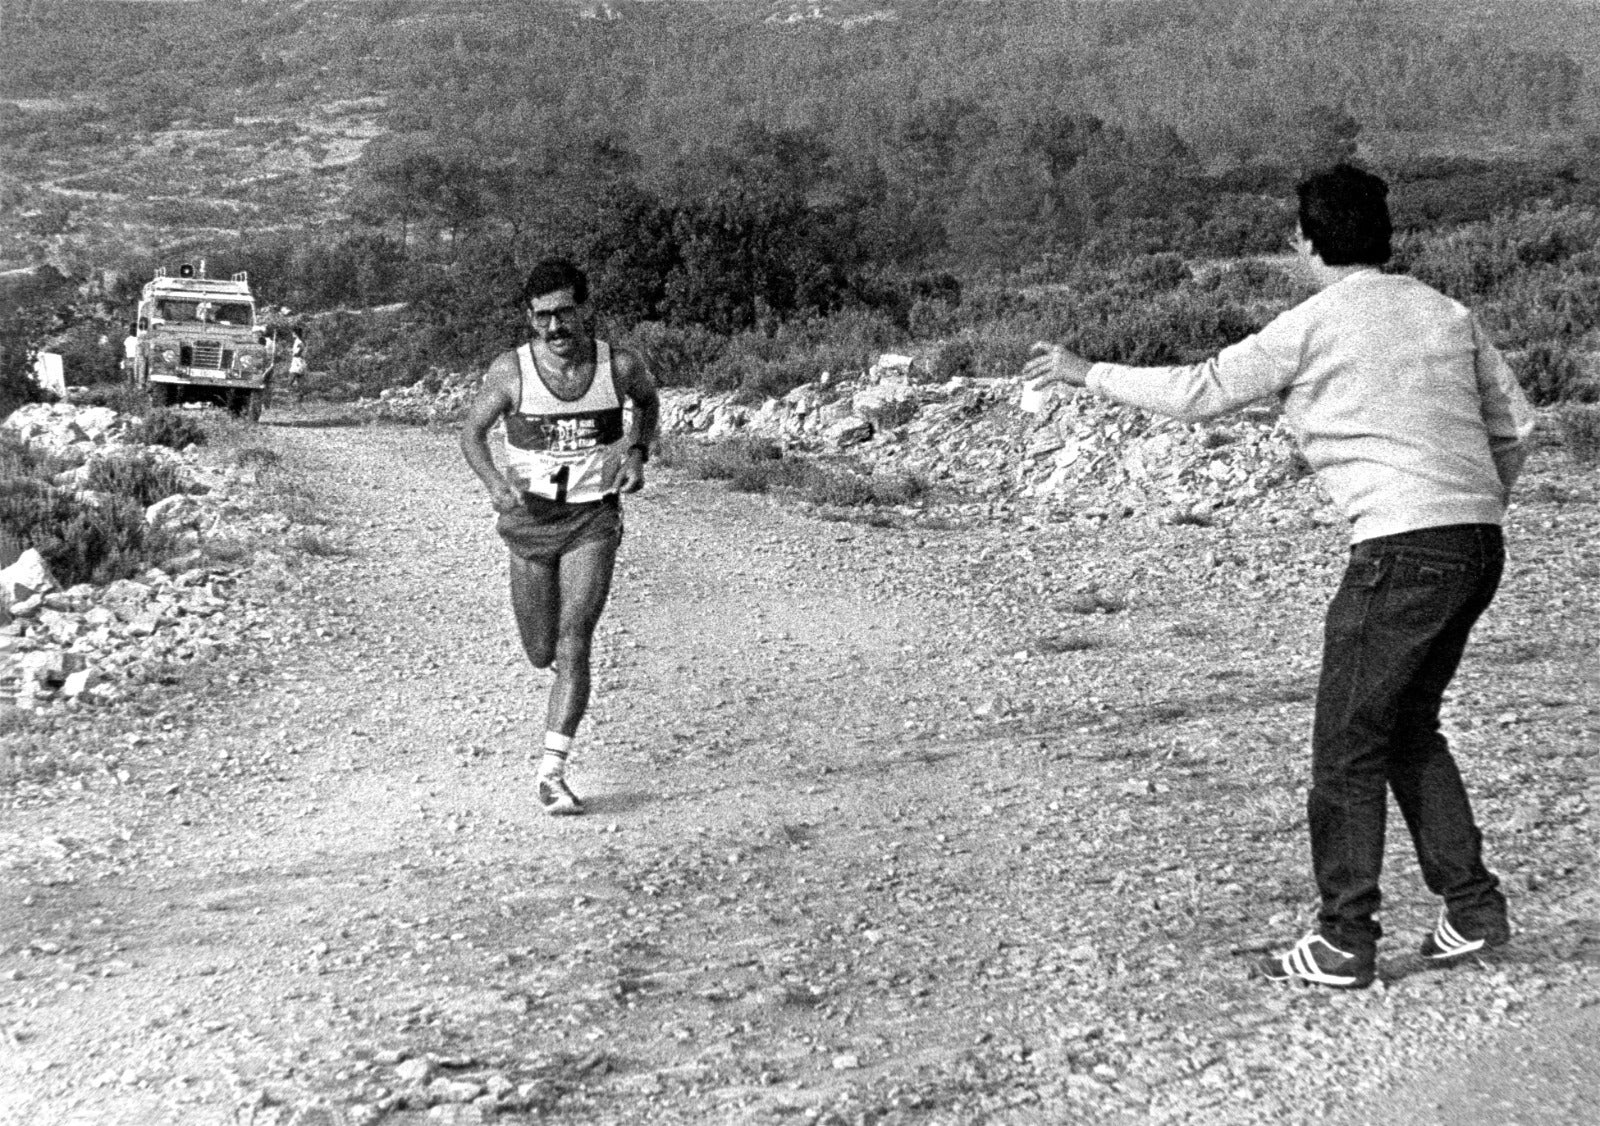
[1023,164,1535,988]
[122,323,140,381]
[460,257,660,815]
[287,329,307,388]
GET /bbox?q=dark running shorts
[496,492,622,562]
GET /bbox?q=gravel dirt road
[2,411,1596,1125]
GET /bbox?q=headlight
[237,353,258,371]
[161,349,177,365]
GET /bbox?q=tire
[151,383,178,409]
[224,389,263,422]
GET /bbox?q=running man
[1024,165,1534,988]
[460,257,660,815]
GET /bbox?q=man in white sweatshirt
[1024,164,1535,989]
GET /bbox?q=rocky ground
[0,399,1597,1125]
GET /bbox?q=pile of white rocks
[0,402,284,711]
[658,353,1334,523]
[350,373,479,425]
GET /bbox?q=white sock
[538,731,572,779]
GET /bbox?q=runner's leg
[508,552,559,670]
[545,533,619,738]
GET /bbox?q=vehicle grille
[190,340,225,369]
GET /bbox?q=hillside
[3,0,1598,283]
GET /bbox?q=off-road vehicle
[131,263,274,420]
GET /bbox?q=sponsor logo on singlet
[505,409,624,453]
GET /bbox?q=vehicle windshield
[155,299,254,325]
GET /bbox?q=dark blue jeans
[1310,523,1508,956]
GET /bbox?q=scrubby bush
[801,465,876,507]
[1184,193,1297,258]
[84,451,188,507]
[800,464,928,509]
[667,435,807,495]
[658,436,926,509]
[694,310,901,404]
[73,384,152,416]
[1556,404,1600,464]
[132,409,207,451]
[1123,253,1193,294]
[1515,342,1598,407]
[931,338,978,383]
[624,321,728,389]
[231,446,281,470]
[0,477,173,587]
[1397,206,1600,300]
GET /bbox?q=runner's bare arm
[613,346,660,495]
[460,353,523,514]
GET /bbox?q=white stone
[869,353,915,383]
[851,384,919,428]
[0,549,56,606]
[824,417,873,448]
[62,669,103,698]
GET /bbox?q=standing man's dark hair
[1296,163,1393,267]
[461,256,660,816]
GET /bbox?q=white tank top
[502,341,627,504]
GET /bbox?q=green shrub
[660,436,923,509]
[931,338,978,382]
[859,468,928,507]
[73,384,152,415]
[1124,253,1192,294]
[680,436,797,484]
[801,464,927,508]
[0,478,174,586]
[1399,206,1600,301]
[1516,341,1597,407]
[802,465,876,507]
[131,409,207,450]
[624,321,728,388]
[732,356,830,405]
[1556,404,1600,464]
[909,295,964,339]
[84,451,188,507]
[288,528,346,557]
[1183,193,1296,258]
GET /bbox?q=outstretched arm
[613,346,660,495]
[1024,320,1300,425]
[460,354,523,514]
[1472,318,1535,505]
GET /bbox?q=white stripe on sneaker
[1431,916,1485,958]
[1282,935,1359,986]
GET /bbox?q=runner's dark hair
[520,258,589,307]
[1296,164,1392,267]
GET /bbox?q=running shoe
[1419,909,1509,962]
[1255,933,1375,989]
[537,775,584,816]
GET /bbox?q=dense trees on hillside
[2,0,1598,398]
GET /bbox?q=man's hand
[1023,341,1094,388]
[488,479,523,514]
[618,448,647,494]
